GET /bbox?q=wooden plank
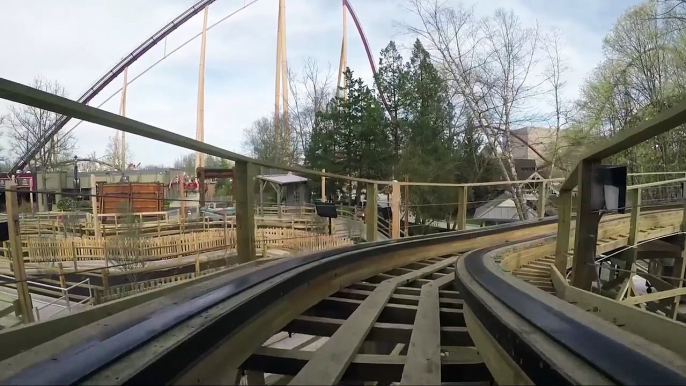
[400,283,441,385]
[621,287,686,305]
[290,257,457,385]
[289,280,396,384]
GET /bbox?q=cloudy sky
[0,0,643,167]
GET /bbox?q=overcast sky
[0,0,643,167]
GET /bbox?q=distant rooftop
[258,173,309,185]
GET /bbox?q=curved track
[2,210,686,385]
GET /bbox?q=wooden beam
[554,189,572,274]
[234,161,256,263]
[5,183,34,324]
[0,77,384,184]
[391,180,401,239]
[283,316,472,346]
[400,282,441,385]
[556,266,686,359]
[571,160,600,290]
[673,199,686,319]
[366,183,377,242]
[242,347,488,384]
[537,181,546,219]
[90,174,101,238]
[561,98,686,191]
[321,168,326,201]
[621,287,686,306]
[197,167,206,207]
[290,258,457,384]
[457,186,467,230]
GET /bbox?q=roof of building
[258,173,309,185]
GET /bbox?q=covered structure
[258,173,310,217]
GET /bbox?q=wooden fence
[11,228,351,264]
[98,265,227,303]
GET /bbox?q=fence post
[321,169,326,201]
[101,268,109,292]
[391,181,401,239]
[90,175,101,238]
[571,160,600,290]
[6,183,34,324]
[366,183,378,242]
[195,254,200,276]
[58,262,71,314]
[457,186,468,231]
[235,160,257,263]
[616,188,641,301]
[538,181,547,219]
[71,241,78,271]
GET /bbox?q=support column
[404,176,409,236]
[197,167,206,207]
[6,183,35,324]
[673,196,686,318]
[195,6,209,170]
[120,67,129,168]
[457,186,467,231]
[391,181,400,239]
[274,0,283,129]
[279,0,289,151]
[571,160,601,291]
[537,181,547,219]
[337,0,348,99]
[235,161,256,263]
[179,173,186,231]
[616,189,641,299]
[90,175,101,239]
[321,169,326,202]
[554,189,573,275]
[366,183,378,242]
[54,173,63,211]
[37,171,47,212]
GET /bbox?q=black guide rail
[456,238,686,385]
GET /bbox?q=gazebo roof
[258,173,309,185]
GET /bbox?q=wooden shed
[98,182,164,214]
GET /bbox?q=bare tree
[4,77,76,172]
[287,58,334,159]
[104,134,133,170]
[243,115,299,166]
[542,29,573,178]
[406,1,544,219]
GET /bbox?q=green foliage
[570,1,686,176]
[56,197,76,211]
[306,39,495,226]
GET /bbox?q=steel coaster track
[2,211,686,385]
[9,0,216,175]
